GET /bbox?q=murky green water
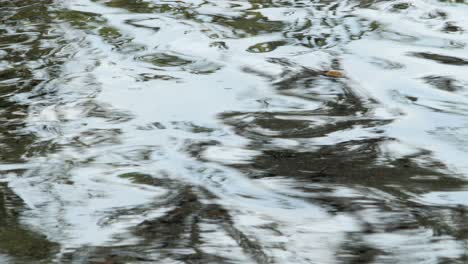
[1,0,468,263]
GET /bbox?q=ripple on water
[1,0,468,263]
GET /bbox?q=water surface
[1,0,468,263]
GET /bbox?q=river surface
[1,0,468,263]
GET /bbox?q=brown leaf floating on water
[323,70,344,78]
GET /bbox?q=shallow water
[1,0,468,263]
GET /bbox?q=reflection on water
[1,0,468,263]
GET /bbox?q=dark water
[1,0,468,263]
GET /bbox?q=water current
[1,0,468,263]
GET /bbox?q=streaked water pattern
[1,0,468,263]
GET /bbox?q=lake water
[1,0,468,263]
